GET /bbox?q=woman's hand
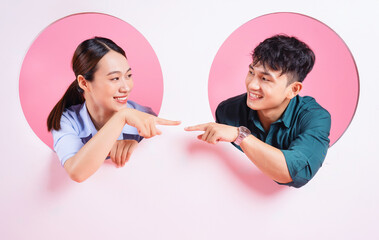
[123,109,181,138]
[109,139,138,168]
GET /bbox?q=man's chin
[246,100,261,110]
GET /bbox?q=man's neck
[257,98,291,132]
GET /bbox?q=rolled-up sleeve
[280,108,331,188]
[52,114,84,166]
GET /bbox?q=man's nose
[247,75,260,90]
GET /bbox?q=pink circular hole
[208,12,359,146]
[19,13,164,149]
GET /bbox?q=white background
[1,0,378,239]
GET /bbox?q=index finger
[155,117,181,126]
[184,123,209,131]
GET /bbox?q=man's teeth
[250,93,262,98]
[115,96,127,101]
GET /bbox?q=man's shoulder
[217,93,247,113]
[215,93,249,124]
[297,96,330,118]
[294,96,331,130]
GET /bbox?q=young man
[185,35,331,188]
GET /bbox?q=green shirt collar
[248,95,300,130]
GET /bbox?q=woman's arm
[64,108,180,182]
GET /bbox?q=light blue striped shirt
[52,101,155,166]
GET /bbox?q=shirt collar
[248,95,299,129]
[78,101,140,139]
[79,102,98,138]
[279,95,299,128]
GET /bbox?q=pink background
[208,12,359,146]
[19,13,164,149]
[2,2,378,239]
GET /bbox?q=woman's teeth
[115,96,127,101]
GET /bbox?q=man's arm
[185,123,292,183]
[239,134,292,183]
[186,107,331,188]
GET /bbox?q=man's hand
[109,140,138,168]
[185,123,239,144]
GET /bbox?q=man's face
[245,62,298,115]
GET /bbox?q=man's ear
[77,75,89,92]
[287,82,303,99]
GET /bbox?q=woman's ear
[77,75,89,92]
[287,82,303,99]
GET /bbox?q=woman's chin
[115,104,128,111]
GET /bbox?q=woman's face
[86,50,134,114]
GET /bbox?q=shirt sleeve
[52,114,84,167]
[280,108,331,188]
[215,95,248,152]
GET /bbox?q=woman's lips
[114,96,128,104]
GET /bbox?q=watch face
[240,126,251,135]
[234,126,251,146]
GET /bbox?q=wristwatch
[233,126,251,146]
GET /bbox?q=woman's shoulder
[127,100,157,116]
[58,103,88,132]
[62,103,85,119]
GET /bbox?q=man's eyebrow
[261,65,273,76]
[262,71,271,76]
[106,68,132,76]
[249,65,272,77]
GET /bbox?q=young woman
[47,37,180,183]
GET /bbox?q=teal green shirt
[216,93,331,188]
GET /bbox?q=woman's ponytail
[47,80,84,131]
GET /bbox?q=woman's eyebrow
[107,71,121,76]
[106,68,131,76]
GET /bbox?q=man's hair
[252,34,315,83]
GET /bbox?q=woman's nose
[119,78,130,92]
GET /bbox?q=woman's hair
[47,37,126,131]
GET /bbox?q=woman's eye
[262,77,269,81]
[127,74,133,78]
[249,71,254,75]
[111,77,119,81]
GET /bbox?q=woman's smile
[114,95,128,104]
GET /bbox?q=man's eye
[111,77,119,81]
[249,71,254,75]
[127,74,133,78]
[262,77,269,81]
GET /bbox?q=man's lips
[248,92,263,100]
